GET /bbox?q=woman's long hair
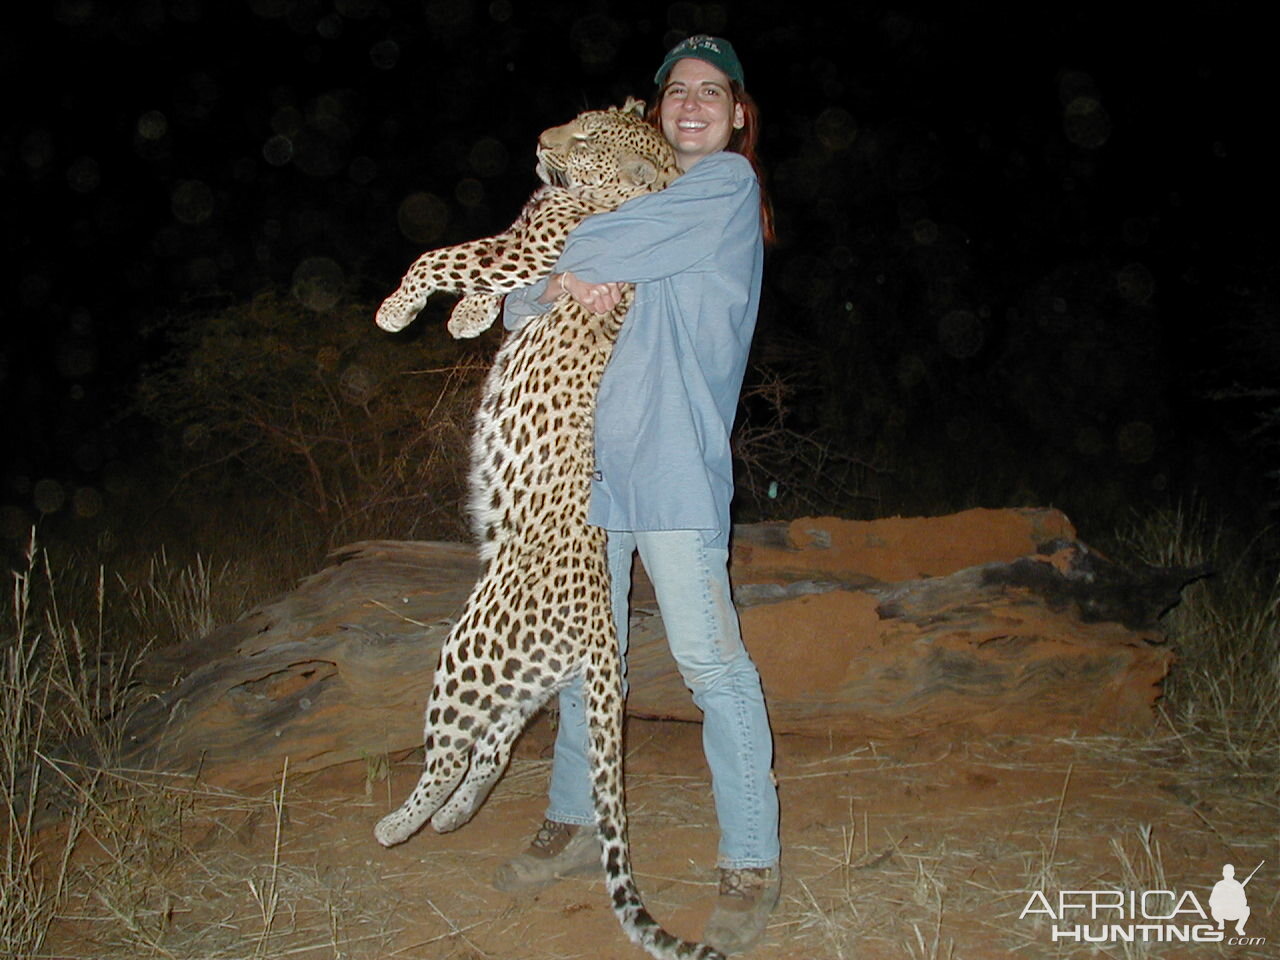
[644,82,776,245]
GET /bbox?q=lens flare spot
[815,107,857,151]
[0,505,30,542]
[455,178,485,208]
[897,353,927,389]
[370,38,400,69]
[1116,421,1156,464]
[938,310,984,359]
[1116,263,1155,305]
[263,134,294,167]
[1074,426,1105,457]
[398,192,449,244]
[1063,96,1111,148]
[912,219,938,245]
[340,364,379,404]
[33,479,66,515]
[73,487,103,519]
[469,137,508,178]
[137,110,168,141]
[67,156,101,193]
[292,257,345,312]
[171,179,214,224]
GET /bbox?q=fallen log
[122,508,1184,789]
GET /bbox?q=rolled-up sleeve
[501,275,558,331]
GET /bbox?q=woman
[496,36,779,955]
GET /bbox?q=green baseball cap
[654,35,745,89]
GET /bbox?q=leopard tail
[586,651,726,960]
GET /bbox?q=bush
[135,291,491,547]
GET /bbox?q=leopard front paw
[375,286,431,332]
[447,294,503,339]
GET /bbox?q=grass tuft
[1113,502,1280,794]
[1,535,98,956]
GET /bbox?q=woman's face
[658,57,745,171]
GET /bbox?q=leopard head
[535,98,681,201]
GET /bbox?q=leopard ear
[620,97,646,118]
[620,155,659,188]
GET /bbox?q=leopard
[373,100,724,960]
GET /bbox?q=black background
[3,0,1271,539]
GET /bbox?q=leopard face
[536,97,678,199]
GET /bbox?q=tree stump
[122,508,1186,789]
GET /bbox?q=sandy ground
[44,711,1275,960]
[34,510,1274,959]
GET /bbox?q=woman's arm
[546,272,624,314]
[554,152,759,286]
[503,271,624,327]
[501,274,556,331]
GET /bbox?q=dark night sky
[2,1,1271,537]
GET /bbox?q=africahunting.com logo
[1020,861,1266,946]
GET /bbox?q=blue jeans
[546,529,780,869]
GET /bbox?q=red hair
[644,82,776,245]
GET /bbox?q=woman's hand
[546,272,624,314]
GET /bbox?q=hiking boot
[703,866,781,955]
[492,819,602,892]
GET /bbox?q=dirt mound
[121,509,1186,789]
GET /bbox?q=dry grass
[11,730,1278,960]
[42,770,392,958]
[2,538,99,956]
[4,502,1278,959]
[0,533,262,958]
[1113,503,1280,793]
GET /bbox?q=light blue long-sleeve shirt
[503,151,763,547]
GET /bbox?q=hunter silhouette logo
[1020,860,1266,946]
[1210,862,1263,937]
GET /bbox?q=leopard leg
[375,191,563,334]
[430,693,543,832]
[375,615,491,846]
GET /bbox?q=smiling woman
[498,34,781,956]
[656,58,745,171]
[644,40,773,245]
